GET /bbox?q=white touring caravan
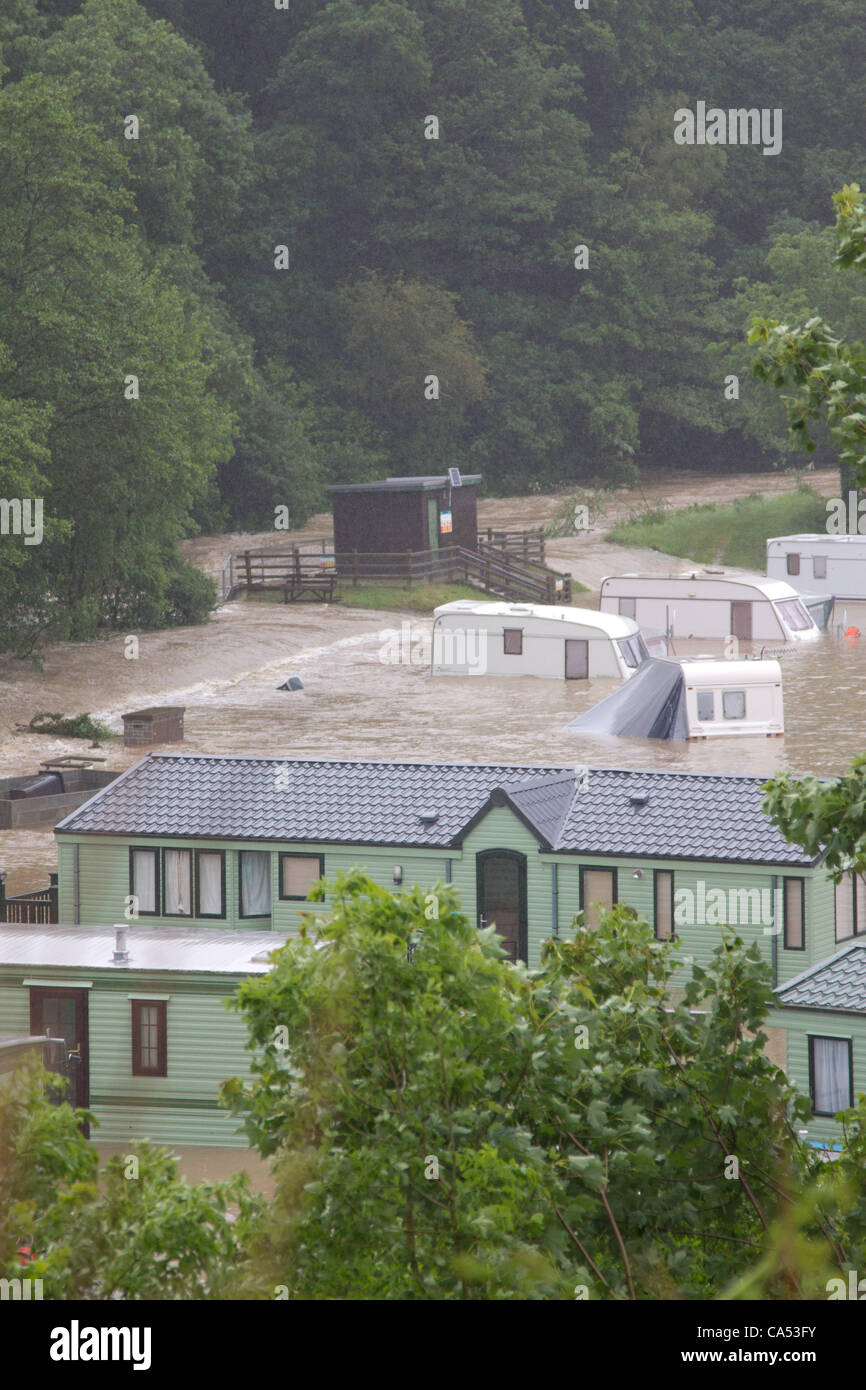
[566,656,784,740]
[680,658,784,738]
[599,572,819,643]
[431,601,649,679]
[767,534,866,601]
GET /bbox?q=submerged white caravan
[767,534,866,601]
[680,657,784,738]
[599,572,819,643]
[566,656,784,740]
[431,601,648,679]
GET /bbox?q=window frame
[653,869,676,940]
[128,846,160,918]
[835,872,866,942]
[696,689,715,722]
[616,636,643,669]
[278,852,325,902]
[808,1035,853,1117]
[194,849,226,920]
[238,849,272,920]
[786,552,800,576]
[783,876,805,951]
[502,628,523,656]
[776,598,811,632]
[722,689,746,720]
[131,1000,167,1078]
[161,847,193,918]
[579,865,617,930]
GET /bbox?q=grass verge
[246,581,491,613]
[606,485,830,569]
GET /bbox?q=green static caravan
[0,927,289,1148]
[769,941,866,1148]
[52,754,842,982]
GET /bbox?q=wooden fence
[230,534,571,605]
[0,872,58,924]
[477,528,545,564]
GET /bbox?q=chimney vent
[112,925,130,965]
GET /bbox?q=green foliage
[223,873,823,1299]
[222,872,566,1300]
[607,485,830,568]
[28,712,115,742]
[0,1059,261,1299]
[750,185,866,493]
[763,752,866,880]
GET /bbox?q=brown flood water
[1,467,863,893]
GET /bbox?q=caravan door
[730,601,752,640]
[564,639,589,679]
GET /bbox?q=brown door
[565,639,589,679]
[477,851,527,964]
[730,601,752,640]
[30,987,89,1131]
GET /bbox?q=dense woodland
[1,0,865,646]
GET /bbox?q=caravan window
[776,599,811,632]
[618,597,636,619]
[696,691,714,721]
[813,555,827,579]
[786,553,800,576]
[503,628,523,656]
[783,878,805,950]
[654,870,675,940]
[616,636,645,669]
[808,1037,852,1116]
[835,872,866,942]
[722,690,746,720]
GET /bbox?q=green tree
[0,1060,259,1300]
[223,872,566,1300]
[750,185,866,497]
[337,275,487,470]
[0,75,234,641]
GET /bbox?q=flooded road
[1,465,862,893]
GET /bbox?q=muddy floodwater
[1,466,863,893]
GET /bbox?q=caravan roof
[601,571,794,600]
[768,534,866,550]
[434,600,639,637]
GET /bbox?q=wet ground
[1,465,860,893]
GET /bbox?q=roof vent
[574,766,589,791]
[628,793,649,808]
[112,925,130,965]
[418,811,439,825]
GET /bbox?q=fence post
[405,552,412,589]
[49,872,59,924]
[0,871,6,922]
[353,550,359,587]
[244,550,252,589]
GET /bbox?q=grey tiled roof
[554,768,813,864]
[775,943,866,1013]
[56,755,817,865]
